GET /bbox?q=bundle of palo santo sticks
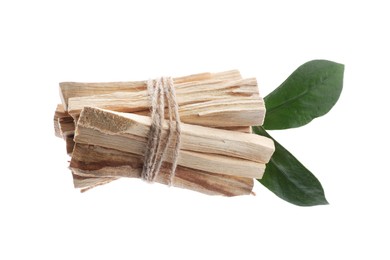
[54,70,275,196]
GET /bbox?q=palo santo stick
[53,104,76,155]
[53,103,251,158]
[65,135,75,155]
[59,117,75,138]
[60,70,242,110]
[53,104,74,138]
[72,172,118,191]
[74,107,274,179]
[53,104,63,138]
[67,78,264,127]
[70,143,254,196]
[54,103,251,139]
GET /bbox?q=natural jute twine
[141,77,181,185]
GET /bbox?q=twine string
[141,77,181,185]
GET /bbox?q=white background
[1,0,389,259]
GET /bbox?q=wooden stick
[72,172,118,191]
[60,70,265,127]
[60,70,242,110]
[74,107,274,179]
[54,103,252,158]
[54,103,251,137]
[70,143,254,196]
[65,135,75,155]
[53,104,74,138]
[67,79,264,127]
[53,105,63,138]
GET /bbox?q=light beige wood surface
[54,103,251,141]
[60,70,242,110]
[55,70,272,196]
[74,107,274,179]
[70,143,254,196]
[60,70,265,127]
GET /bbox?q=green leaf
[252,126,328,206]
[263,60,344,130]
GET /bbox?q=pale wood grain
[60,70,265,127]
[70,143,254,196]
[74,107,274,179]
[66,78,264,127]
[55,70,270,195]
[60,70,242,110]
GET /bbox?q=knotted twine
[141,77,181,185]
